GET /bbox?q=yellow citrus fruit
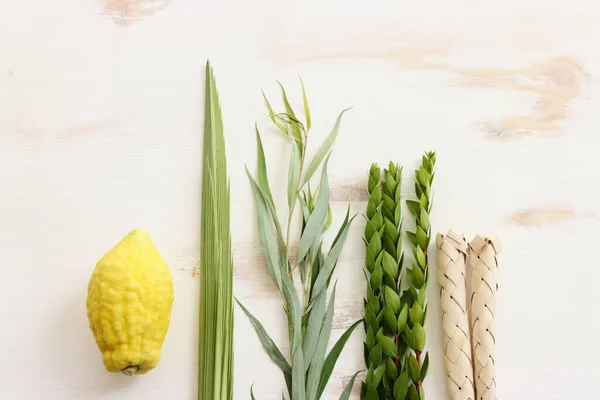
[86,229,174,375]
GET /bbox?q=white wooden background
[1,1,599,399]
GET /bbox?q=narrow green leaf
[382,251,399,280]
[384,218,399,243]
[403,327,416,349]
[292,347,306,400]
[246,169,282,289]
[377,334,398,358]
[303,108,352,185]
[382,196,396,221]
[261,88,287,133]
[316,319,362,399]
[297,156,331,262]
[396,235,404,261]
[323,204,333,232]
[411,266,425,289]
[365,385,378,400]
[428,151,436,165]
[372,210,384,230]
[255,125,275,206]
[365,247,376,273]
[368,164,381,192]
[366,326,375,351]
[371,184,382,206]
[394,172,402,200]
[382,306,397,333]
[408,354,419,383]
[368,342,383,368]
[299,77,312,132]
[365,219,377,244]
[417,287,426,308]
[416,226,428,252]
[370,263,383,291]
[407,384,419,400]
[419,208,430,232]
[282,275,302,345]
[281,275,305,400]
[235,299,292,378]
[339,371,361,400]
[419,167,431,188]
[365,305,379,333]
[394,201,402,227]
[406,200,420,217]
[366,198,378,221]
[393,372,409,400]
[420,352,429,381]
[251,384,257,400]
[278,82,303,158]
[311,214,356,300]
[406,288,419,303]
[367,293,380,315]
[307,284,337,400]
[416,246,426,269]
[287,131,301,209]
[384,286,401,315]
[373,364,386,388]
[368,232,383,259]
[414,180,423,201]
[366,365,375,386]
[410,303,424,326]
[419,193,428,210]
[303,289,326,372]
[382,235,396,259]
[386,357,398,381]
[422,155,432,171]
[397,304,409,333]
[413,323,426,352]
[309,222,323,265]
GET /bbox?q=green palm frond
[199,61,234,400]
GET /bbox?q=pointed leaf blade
[297,156,331,262]
[300,77,312,131]
[255,125,275,206]
[236,299,292,378]
[303,108,351,185]
[316,319,362,399]
[339,371,361,400]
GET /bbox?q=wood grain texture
[1,1,600,399]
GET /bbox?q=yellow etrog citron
[86,228,174,375]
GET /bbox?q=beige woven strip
[436,231,476,400]
[468,235,502,400]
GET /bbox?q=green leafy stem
[361,152,436,400]
[239,80,358,400]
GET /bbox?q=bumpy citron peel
[86,229,174,375]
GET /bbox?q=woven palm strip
[436,231,476,400]
[468,235,502,400]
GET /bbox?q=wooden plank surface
[1,0,599,399]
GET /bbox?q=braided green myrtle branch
[361,163,410,400]
[403,151,436,400]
